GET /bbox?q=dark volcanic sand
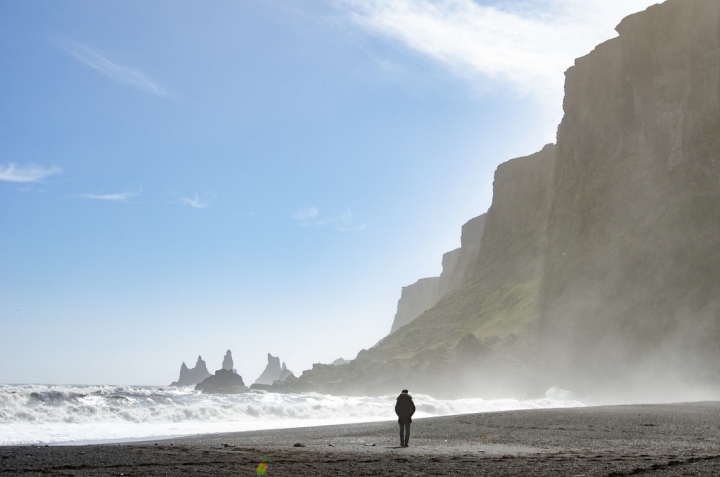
[3,402,720,476]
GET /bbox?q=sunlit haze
[1,0,657,385]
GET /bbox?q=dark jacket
[395,393,416,424]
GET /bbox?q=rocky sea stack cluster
[170,350,298,394]
[170,356,211,387]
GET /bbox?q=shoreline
[0,386,586,447]
[3,402,720,475]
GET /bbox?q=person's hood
[397,393,413,400]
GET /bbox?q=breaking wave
[0,384,584,445]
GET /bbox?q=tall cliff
[301,145,555,395]
[538,0,720,398]
[298,0,720,399]
[389,214,486,334]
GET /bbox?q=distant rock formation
[389,214,486,334]
[222,350,234,371]
[278,362,294,382]
[170,356,211,387]
[250,375,314,394]
[249,356,297,391]
[331,358,350,366]
[195,369,249,394]
[254,353,282,385]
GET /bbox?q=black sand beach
[3,402,720,476]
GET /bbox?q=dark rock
[278,362,294,382]
[454,333,487,358]
[195,369,249,394]
[221,350,234,372]
[170,356,211,387]
[254,353,282,385]
[249,375,315,394]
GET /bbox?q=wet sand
[3,402,720,476]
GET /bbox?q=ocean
[0,384,584,445]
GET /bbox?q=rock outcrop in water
[170,356,211,387]
[222,350,234,372]
[253,354,284,385]
[278,363,294,381]
[195,369,249,394]
[294,0,720,399]
[389,215,486,334]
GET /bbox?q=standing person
[395,389,416,447]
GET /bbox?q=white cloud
[0,163,62,183]
[294,206,366,231]
[335,0,658,100]
[177,192,216,209]
[53,38,169,96]
[294,206,320,221]
[76,186,142,203]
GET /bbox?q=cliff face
[389,214,486,334]
[539,0,720,396]
[300,146,555,396]
[439,215,486,297]
[299,0,720,398]
[390,278,440,333]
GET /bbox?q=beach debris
[256,459,272,476]
[293,443,306,447]
[364,443,376,447]
[478,450,485,453]
[328,444,334,447]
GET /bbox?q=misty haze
[2,0,720,475]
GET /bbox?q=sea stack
[222,350,234,372]
[194,350,248,394]
[195,369,249,394]
[254,353,283,385]
[278,362,294,382]
[170,355,212,387]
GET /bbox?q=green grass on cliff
[375,277,541,360]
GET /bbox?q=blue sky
[0,0,656,385]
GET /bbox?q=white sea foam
[0,384,584,445]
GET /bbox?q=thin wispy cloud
[294,206,366,232]
[76,186,142,203]
[175,192,217,209]
[0,163,62,183]
[53,37,169,97]
[335,0,657,99]
[294,206,320,221]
